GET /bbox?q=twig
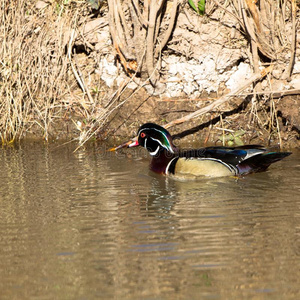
[240,88,300,98]
[143,0,150,26]
[68,29,90,109]
[107,0,118,47]
[73,56,95,105]
[107,0,131,61]
[128,0,147,71]
[146,0,159,84]
[117,0,131,40]
[282,0,297,80]
[239,0,275,59]
[246,0,261,32]
[155,0,179,57]
[251,39,261,91]
[132,0,149,27]
[74,49,148,150]
[113,0,127,48]
[210,0,245,30]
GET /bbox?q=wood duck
[111,123,291,177]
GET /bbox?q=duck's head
[111,123,177,156]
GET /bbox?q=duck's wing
[237,151,292,174]
[179,145,266,166]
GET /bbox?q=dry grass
[0,0,143,145]
[0,0,89,143]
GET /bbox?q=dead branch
[131,0,149,27]
[68,29,92,108]
[210,0,245,30]
[107,0,177,84]
[246,0,261,32]
[146,0,160,84]
[240,88,300,98]
[155,0,179,57]
[163,66,273,129]
[282,0,297,80]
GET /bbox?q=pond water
[0,142,299,299]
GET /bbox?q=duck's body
[112,123,291,178]
[149,145,290,177]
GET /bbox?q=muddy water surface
[0,142,299,299]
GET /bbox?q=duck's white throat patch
[149,146,160,156]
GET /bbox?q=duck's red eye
[140,132,146,138]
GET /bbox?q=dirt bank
[0,1,299,148]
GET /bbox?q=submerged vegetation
[0,0,299,147]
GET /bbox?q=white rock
[167,76,182,82]
[202,57,216,74]
[98,56,118,87]
[165,81,183,98]
[166,56,181,75]
[225,63,252,91]
[168,62,180,75]
[215,48,242,74]
[193,91,201,99]
[36,1,48,9]
[182,69,194,82]
[167,55,180,65]
[293,59,300,74]
[290,75,300,89]
[183,81,197,95]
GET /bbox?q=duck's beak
[128,140,139,148]
[109,138,139,151]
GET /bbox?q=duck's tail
[237,152,292,175]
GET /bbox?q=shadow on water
[0,142,299,299]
